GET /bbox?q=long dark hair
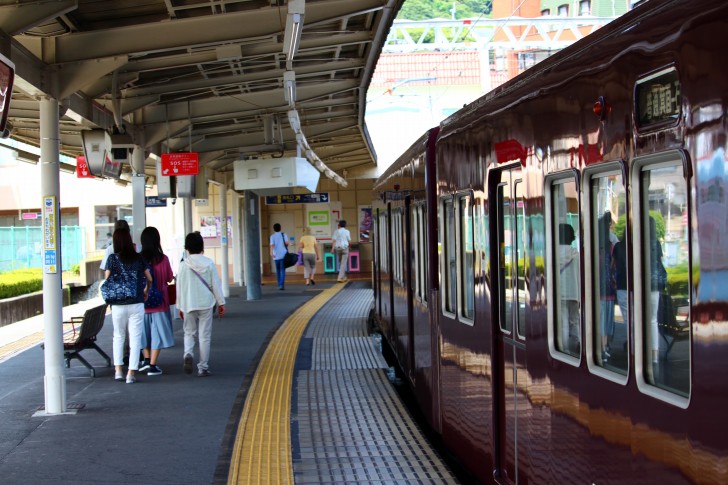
[113,228,139,264]
[140,226,164,265]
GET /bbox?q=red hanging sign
[161,152,199,176]
[76,156,94,178]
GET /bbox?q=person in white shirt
[269,223,289,290]
[331,220,351,282]
[176,232,226,377]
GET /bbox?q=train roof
[437,0,696,140]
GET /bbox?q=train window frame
[379,210,389,274]
[631,150,691,408]
[456,192,475,325]
[394,208,405,287]
[582,162,630,385]
[412,202,427,303]
[440,196,457,318]
[545,170,582,366]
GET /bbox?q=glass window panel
[641,162,690,397]
[422,205,428,303]
[444,199,456,313]
[591,172,628,375]
[553,179,581,356]
[460,196,475,320]
[515,182,527,337]
[497,184,514,333]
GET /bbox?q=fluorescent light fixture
[313,159,325,171]
[282,0,305,61]
[324,168,335,179]
[283,70,296,108]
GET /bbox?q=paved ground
[0,279,341,485]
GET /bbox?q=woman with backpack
[103,228,152,384]
[138,226,175,376]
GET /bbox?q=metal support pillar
[244,190,262,300]
[232,192,244,285]
[39,96,66,414]
[219,184,229,297]
[183,197,192,236]
[131,146,146,246]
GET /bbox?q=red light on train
[393,183,400,191]
[593,96,611,120]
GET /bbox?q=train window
[380,211,388,273]
[421,204,428,303]
[442,198,457,315]
[548,175,581,358]
[515,182,527,337]
[412,203,428,302]
[633,153,690,403]
[459,195,475,321]
[394,210,404,285]
[587,169,628,376]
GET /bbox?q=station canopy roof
[1,0,403,184]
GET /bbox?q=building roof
[371,52,483,88]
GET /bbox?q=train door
[492,166,528,484]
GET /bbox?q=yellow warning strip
[228,283,346,485]
[0,331,45,361]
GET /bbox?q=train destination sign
[161,152,199,176]
[266,193,329,205]
[636,67,681,127]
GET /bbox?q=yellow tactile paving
[0,331,45,361]
[227,283,346,485]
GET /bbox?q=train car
[372,0,728,483]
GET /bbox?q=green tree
[397,0,491,21]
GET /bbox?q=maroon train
[371,0,728,483]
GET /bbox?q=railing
[0,226,85,272]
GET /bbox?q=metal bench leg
[72,353,97,377]
[91,343,112,367]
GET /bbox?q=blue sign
[265,193,329,205]
[145,196,168,208]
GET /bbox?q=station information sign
[161,152,199,176]
[265,193,329,205]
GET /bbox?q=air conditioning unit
[233,157,319,195]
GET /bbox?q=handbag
[167,282,176,305]
[296,249,304,266]
[100,254,140,304]
[144,269,164,309]
[283,251,298,268]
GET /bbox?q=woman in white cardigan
[176,232,226,377]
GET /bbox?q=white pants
[111,303,145,370]
[183,307,213,371]
[335,248,349,280]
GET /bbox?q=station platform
[0,275,456,484]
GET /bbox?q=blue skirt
[141,311,175,350]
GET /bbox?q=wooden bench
[44,304,111,377]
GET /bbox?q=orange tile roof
[371,51,482,88]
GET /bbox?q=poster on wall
[200,216,217,238]
[199,215,232,247]
[359,206,372,243]
[306,202,336,239]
